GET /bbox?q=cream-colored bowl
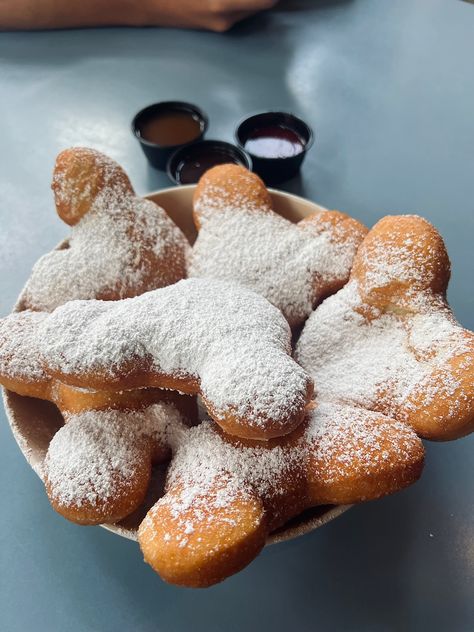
[3,185,350,544]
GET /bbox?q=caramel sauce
[139,111,202,147]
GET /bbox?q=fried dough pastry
[44,403,190,525]
[0,279,313,441]
[0,309,197,419]
[21,147,190,311]
[40,397,422,584]
[296,215,474,441]
[188,164,368,327]
[138,401,423,587]
[138,215,473,587]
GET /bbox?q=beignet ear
[139,483,267,588]
[305,403,425,505]
[52,147,134,225]
[351,215,450,311]
[193,163,272,229]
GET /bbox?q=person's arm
[0,0,277,31]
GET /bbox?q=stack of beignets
[1,150,473,588]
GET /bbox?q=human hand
[0,0,278,31]
[142,0,279,31]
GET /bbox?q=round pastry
[188,164,368,327]
[21,147,190,311]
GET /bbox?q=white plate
[3,185,350,544]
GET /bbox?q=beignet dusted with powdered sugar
[22,147,190,311]
[296,215,474,441]
[188,164,367,327]
[139,400,424,587]
[0,278,313,442]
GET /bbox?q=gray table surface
[1,1,473,630]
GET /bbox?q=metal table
[0,1,473,629]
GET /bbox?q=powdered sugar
[146,400,421,545]
[296,280,471,419]
[360,238,426,290]
[166,421,303,508]
[356,215,448,292]
[307,401,421,486]
[189,207,362,326]
[51,147,132,219]
[9,279,311,431]
[45,409,146,508]
[0,311,48,382]
[23,160,189,312]
[194,176,272,223]
[44,402,186,508]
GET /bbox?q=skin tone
[0,0,278,31]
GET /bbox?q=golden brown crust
[297,214,474,442]
[399,339,474,440]
[0,375,52,400]
[54,382,198,421]
[193,164,272,230]
[306,412,425,504]
[351,214,451,311]
[201,379,314,441]
[190,164,368,327]
[42,397,193,526]
[139,485,267,588]
[52,147,134,226]
[23,147,189,312]
[298,209,368,243]
[300,209,369,302]
[0,369,198,423]
[351,216,473,440]
[137,402,424,587]
[0,279,313,442]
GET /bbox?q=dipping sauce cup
[132,101,208,170]
[167,140,252,185]
[235,111,313,184]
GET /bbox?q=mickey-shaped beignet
[22,147,189,311]
[139,401,424,587]
[296,215,474,441]
[44,402,190,525]
[0,279,313,441]
[188,164,368,327]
